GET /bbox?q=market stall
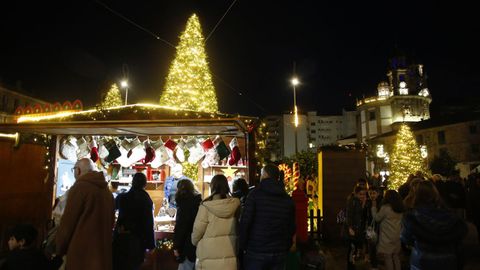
[0,104,257,268]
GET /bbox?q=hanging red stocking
[228,137,241,166]
[143,139,156,164]
[90,137,99,162]
[164,139,177,153]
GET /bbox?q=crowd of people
[176,164,295,270]
[344,171,480,270]
[0,160,295,270]
[2,155,479,270]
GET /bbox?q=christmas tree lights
[102,84,123,108]
[389,124,424,190]
[159,14,218,113]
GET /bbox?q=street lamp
[291,77,300,154]
[121,80,129,105]
[291,77,299,127]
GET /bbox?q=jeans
[177,258,195,270]
[347,239,363,270]
[244,251,287,270]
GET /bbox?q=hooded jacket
[56,171,115,270]
[173,193,202,262]
[401,206,467,270]
[115,188,155,250]
[239,178,296,254]
[372,204,403,254]
[191,196,240,270]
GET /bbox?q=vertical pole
[293,62,298,155]
[122,63,129,106]
[309,209,314,237]
[316,209,321,240]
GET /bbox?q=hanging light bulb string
[205,0,238,42]
[94,0,175,47]
[93,0,269,114]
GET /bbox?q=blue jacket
[239,178,295,254]
[401,206,467,270]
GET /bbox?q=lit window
[420,145,428,158]
[418,88,429,97]
[399,82,409,95]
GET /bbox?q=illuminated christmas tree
[159,14,218,113]
[389,124,424,190]
[101,83,123,108]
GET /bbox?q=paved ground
[318,222,480,270]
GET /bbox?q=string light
[0,132,19,140]
[389,124,425,190]
[182,161,198,181]
[0,132,20,146]
[159,14,218,113]
[102,83,123,108]
[279,163,294,194]
[16,104,231,123]
[156,238,174,250]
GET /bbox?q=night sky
[1,1,479,116]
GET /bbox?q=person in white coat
[371,190,405,270]
[191,175,240,270]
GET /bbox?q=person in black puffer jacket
[401,181,467,270]
[173,179,202,269]
[114,173,155,270]
[233,178,250,210]
[240,164,295,270]
[344,185,367,270]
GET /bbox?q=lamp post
[121,63,130,106]
[121,80,129,105]
[291,77,299,154]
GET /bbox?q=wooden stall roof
[0,104,257,136]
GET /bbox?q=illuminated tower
[356,56,432,142]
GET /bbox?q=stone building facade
[370,115,480,178]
